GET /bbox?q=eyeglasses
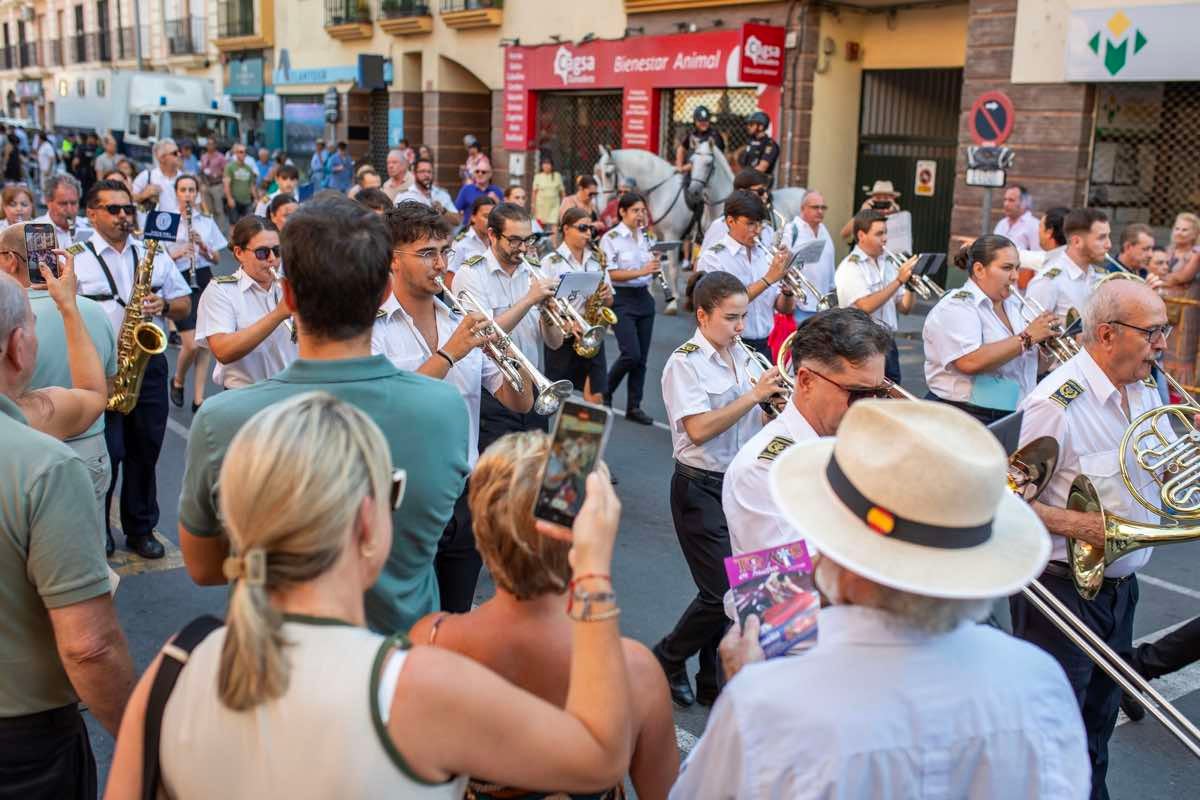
[98,203,137,216]
[572,224,595,234]
[734,218,764,231]
[805,366,892,404]
[1108,320,1173,344]
[251,245,282,260]
[396,246,453,265]
[805,204,829,211]
[752,188,770,197]
[164,150,180,157]
[390,468,407,510]
[498,234,540,249]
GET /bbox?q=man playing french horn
[1013,278,1173,800]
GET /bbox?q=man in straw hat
[1012,278,1170,800]
[670,399,1089,799]
[838,178,902,241]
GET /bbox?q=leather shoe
[127,534,165,560]
[169,379,184,408]
[696,683,721,707]
[626,408,654,426]
[1121,691,1146,722]
[653,645,694,708]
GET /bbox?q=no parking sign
[968,91,1015,145]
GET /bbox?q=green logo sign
[1087,11,1148,76]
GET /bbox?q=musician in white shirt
[993,185,1041,251]
[445,194,495,282]
[1026,208,1111,319]
[779,189,836,320]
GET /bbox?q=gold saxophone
[575,245,618,358]
[108,240,168,413]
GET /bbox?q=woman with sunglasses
[653,270,786,709]
[922,235,1059,424]
[169,174,228,412]
[0,183,33,230]
[559,175,602,233]
[543,207,614,405]
[104,392,634,800]
[194,216,297,395]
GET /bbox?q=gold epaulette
[463,254,485,268]
[375,308,387,318]
[951,290,972,300]
[1049,379,1084,409]
[675,342,700,355]
[212,275,238,284]
[1042,267,1062,279]
[757,436,795,462]
[66,242,86,255]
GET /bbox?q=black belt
[0,704,82,735]
[613,285,649,294]
[83,293,114,302]
[1042,560,1134,589]
[674,460,725,487]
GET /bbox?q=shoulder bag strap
[83,240,124,307]
[140,614,223,800]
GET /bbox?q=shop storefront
[503,23,785,186]
[226,54,268,148]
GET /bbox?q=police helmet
[747,111,770,129]
[693,106,712,123]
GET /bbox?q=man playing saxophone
[73,179,191,560]
[1013,279,1171,800]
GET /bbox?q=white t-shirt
[132,167,182,213]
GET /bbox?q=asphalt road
[87,272,1200,796]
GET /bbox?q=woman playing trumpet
[923,235,1061,424]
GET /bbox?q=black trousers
[0,705,96,800]
[1011,569,1138,800]
[607,287,655,411]
[176,266,212,332]
[1132,613,1200,680]
[104,353,168,540]
[741,336,771,363]
[884,338,901,384]
[435,482,481,614]
[656,465,732,692]
[478,389,549,457]
[545,339,608,396]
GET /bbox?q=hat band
[825,454,992,549]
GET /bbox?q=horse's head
[685,139,716,208]
[594,144,617,211]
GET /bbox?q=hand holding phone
[41,249,78,313]
[533,400,614,528]
[24,223,57,284]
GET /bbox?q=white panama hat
[768,399,1051,599]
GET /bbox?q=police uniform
[1012,348,1163,796]
[922,279,1037,423]
[372,292,506,613]
[835,245,906,382]
[681,126,727,157]
[194,269,298,389]
[453,247,552,451]
[447,226,488,276]
[695,235,780,359]
[541,242,611,395]
[73,232,191,549]
[779,217,836,316]
[1025,251,1099,319]
[737,133,780,178]
[602,221,657,414]
[172,211,227,333]
[654,329,764,700]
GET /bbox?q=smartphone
[871,200,893,211]
[24,223,57,283]
[532,400,613,527]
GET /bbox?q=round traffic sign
[968,91,1015,146]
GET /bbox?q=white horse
[699,138,807,222]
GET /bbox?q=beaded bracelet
[567,586,620,622]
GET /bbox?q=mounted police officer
[737,111,780,183]
[675,106,727,174]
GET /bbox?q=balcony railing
[166,16,206,55]
[71,32,86,63]
[217,0,256,38]
[47,38,61,66]
[381,0,431,16]
[440,0,502,9]
[97,28,113,62]
[440,0,502,28]
[325,0,372,26]
[15,41,36,68]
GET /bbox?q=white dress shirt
[32,212,89,250]
[723,401,818,555]
[544,242,610,312]
[451,247,546,371]
[923,278,1038,405]
[671,605,1090,800]
[780,217,835,311]
[662,329,763,472]
[696,234,779,340]
[601,222,655,288]
[132,167,182,213]
[701,217,774,253]
[371,293,502,466]
[835,246,907,331]
[995,209,1042,252]
[73,232,191,338]
[447,227,488,275]
[172,212,227,275]
[1018,348,1163,577]
[1025,250,1099,318]
[194,269,298,388]
[394,185,456,212]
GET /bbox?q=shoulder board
[757,436,795,462]
[951,290,973,301]
[524,254,541,267]
[1143,375,1158,389]
[453,230,467,241]
[1042,268,1062,279]
[463,255,485,267]
[375,308,387,319]
[548,253,564,263]
[710,243,726,253]
[605,229,619,239]
[847,253,862,263]
[675,342,700,355]
[212,275,239,284]
[1049,378,1085,409]
[65,242,86,255]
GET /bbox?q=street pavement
[87,269,1200,795]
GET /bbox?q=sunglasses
[251,245,282,260]
[390,468,407,510]
[806,366,892,404]
[572,223,595,234]
[474,170,491,176]
[98,203,137,217]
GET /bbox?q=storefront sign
[228,56,265,99]
[1066,4,1200,81]
[503,23,784,150]
[274,49,394,86]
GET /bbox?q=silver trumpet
[885,249,945,301]
[736,335,793,418]
[269,267,298,343]
[1010,288,1079,367]
[523,258,606,356]
[435,275,572,416]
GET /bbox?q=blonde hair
[217,391,393,711]
[469,432,571,601]
[1175,212,1200,243]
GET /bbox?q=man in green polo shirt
[180,196,471,633]
[0,277,135,797]
[223,142,258,223]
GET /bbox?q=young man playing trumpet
[374,201,534,612]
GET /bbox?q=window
[96,78,105,97]
[76,79,85,97]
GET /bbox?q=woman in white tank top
[102,392,633,799]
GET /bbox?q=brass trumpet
[737,336,792,418]
[885,249,945,301]
[435,276,572,416]
[1010,289,1080,368]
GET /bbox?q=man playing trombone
[1014,279,1172,800]
[373,202,535,612]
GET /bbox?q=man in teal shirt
[179,196,470,633]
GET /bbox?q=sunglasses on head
[251,245,281,260]
[390,469,407,511]
[99,203,137,217]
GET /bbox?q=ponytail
[218,560,290,711]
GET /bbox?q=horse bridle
[602,151,722,227]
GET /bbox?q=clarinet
[185,204,199,290]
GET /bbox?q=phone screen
[532,400,612,527]
[24,223,57,283]
[871,200,893,211]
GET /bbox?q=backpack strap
[141,614,223,800]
